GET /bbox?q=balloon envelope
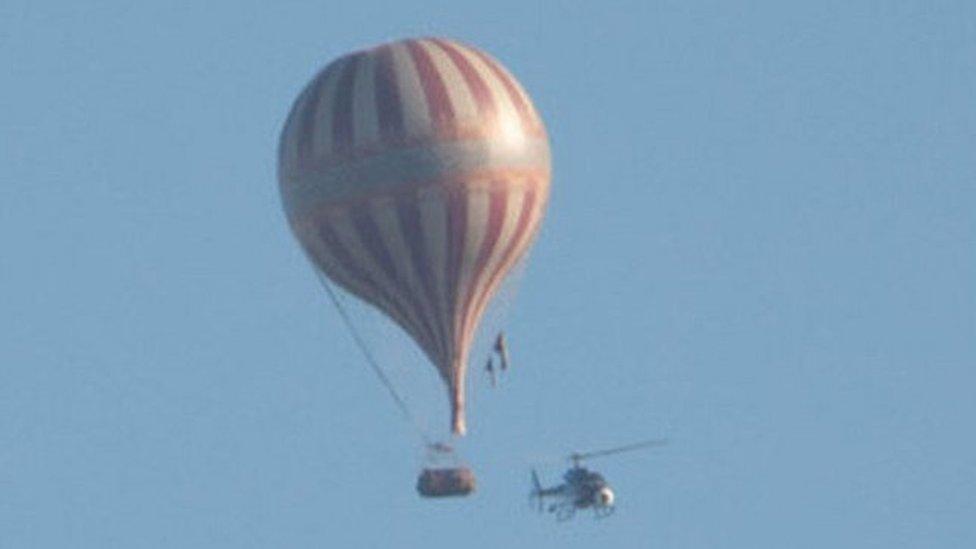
[278,37,550,435]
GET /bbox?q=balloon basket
[416,467,476,498]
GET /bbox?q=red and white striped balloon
[278,37,550,436]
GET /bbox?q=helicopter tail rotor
[529,470,544,512]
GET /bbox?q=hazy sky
[2,1,974,547]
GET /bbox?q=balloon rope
[315,273,433,446]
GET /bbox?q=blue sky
[2,1,974,547]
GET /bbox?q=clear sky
[2,1,974,547]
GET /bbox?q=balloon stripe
[370,199,447,365]
[429,39,496,118]
[457,188,508,349]
[307,229,396,322]
[443,190,472,435]
[405,40,456,132]
[351,53,380,149]
[419,39,479,123]
[444,46,525,142]
[374,45,405,139]
[311,58,349,160]
[335,209,438,362]
[388,42,433,138]
[468,48,535,133]
[296,62,340,167]
[418,193,451,367]
[444,191,468,345]
[350,205,442,364]
[314,219,419,345]
[395,195,450,377]
[278,84,309,173]
[397,199,449,379]
[457,187,523,345]
[467,187,539,343]
[452,191,490,354]
[331,53,363,154]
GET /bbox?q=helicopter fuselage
[531,466,615,520]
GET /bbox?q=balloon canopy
[278,37,550,435]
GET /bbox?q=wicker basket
[416,467,476,498]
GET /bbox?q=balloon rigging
[314,272,433,446]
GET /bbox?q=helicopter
[530,439,669,521]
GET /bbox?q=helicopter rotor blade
[569,439,670,462]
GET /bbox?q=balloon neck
[446,345,469,436]
[451,384,466,436]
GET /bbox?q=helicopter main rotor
[568,439,669,467]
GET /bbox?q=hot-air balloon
[277,37,550,497]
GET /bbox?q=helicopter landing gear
[555,504,576,522]
[594,505,615,519]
